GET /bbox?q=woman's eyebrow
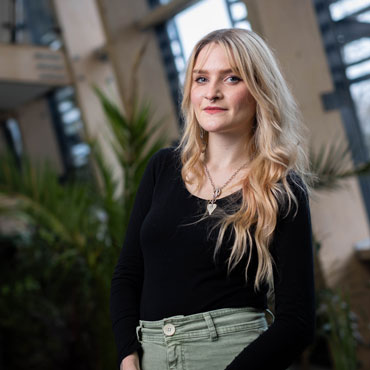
[192,68,234,74]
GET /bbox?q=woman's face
[190,43,256,137]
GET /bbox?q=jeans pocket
[136,325,143,344]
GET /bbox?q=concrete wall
[16,98,63,174]
[0,44,70,86]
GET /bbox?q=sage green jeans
[135,307,273,370]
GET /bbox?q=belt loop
[136,322,143,342]
[203,312,218,341]
[265,309,275,325]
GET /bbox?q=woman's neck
[205,132,252,170]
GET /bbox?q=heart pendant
[207,203,217,215]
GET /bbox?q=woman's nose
[204,82,222,101]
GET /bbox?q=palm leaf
[309,139,370,192]
[0,153,98,247]
[93,87,168,229]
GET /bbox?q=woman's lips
[204,107,227,114]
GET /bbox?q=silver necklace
[203,161,248,215]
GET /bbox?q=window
[48,87,90,175]
[313,0,370,219]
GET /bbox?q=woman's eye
[195,76,207,83]
[226,76,242,83]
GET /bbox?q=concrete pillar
[95,0,179,139]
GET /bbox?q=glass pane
[179,71,186,86]
[350,80,370,155]
[234,21,252,30]
[71,143,91,167]
[58,101,73,113]
[175,56,185,72]
[330,0,370,21]
[166,21,177,40]
[55,86,74,100]
[171,40,182,56]
[174,0,232,61]
[62,108,81,124]
[64,120,83,136]
[346,59,370,79]
[6,118,23,157]
[230,2,247,20]
[357,10,370,21]
[342,37,370,65]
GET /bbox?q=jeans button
[163,323,176,336]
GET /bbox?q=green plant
[0,153,115,369]
[0,89,167,369]
[309,138,370,192]
[92,87,167,230]
[316,289,360,370]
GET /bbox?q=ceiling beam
[136,0,202,30]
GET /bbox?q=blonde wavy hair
[178,28,312,292]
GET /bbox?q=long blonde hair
[178,28,312,292]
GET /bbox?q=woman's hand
[120,352,140,370]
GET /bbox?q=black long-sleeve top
[110,147,315,370]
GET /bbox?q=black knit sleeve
[110,150,165,367]
[225,173,315,370]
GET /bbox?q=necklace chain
[203,160,248,213]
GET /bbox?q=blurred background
[1,0,370,369]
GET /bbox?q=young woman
[110,28,315,370]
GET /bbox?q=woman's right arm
[120,351,140,370]
[110,151,162,369]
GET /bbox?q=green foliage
[309,139,370,192]
[0,234,100,369]
[0,155,116,369]
[0,153,98,248]
[93,87,167,229]
[0,90,167,369]
[316,289,361,370]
